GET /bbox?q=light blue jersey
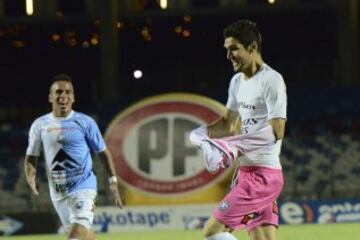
[26,111,105,201]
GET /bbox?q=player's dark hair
[50,73,74,92]
[223,19,262,52]
[52,73,72,83]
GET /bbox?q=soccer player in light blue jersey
[24,74,123,240]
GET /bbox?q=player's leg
[203,216,237,240]
[247,202,279,240]
[203,177,244,240]
[68,223,90,239]
[85,229,96,240]
[52,198,72,233]
[68,223,96,240]
[67,189,97,240]
[203,215,226,237]
[249,224,277,240]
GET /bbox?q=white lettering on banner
[317,202,360,223]
[319,202,360,214]
[93,204,214,232]
[280,202,304,224]
[94,211,170,229]
[317,213,333,223]
[336,213,360,222]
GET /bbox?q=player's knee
[203,227,215,238]
[203,217,224,237]
[250,224,277,240]
[68,223,87,239]
[203,223,215,237]
[262,224,277,240]
[85,229,96,240]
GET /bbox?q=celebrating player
[24,74,123,240]
[190,19,287,240]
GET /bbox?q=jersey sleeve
[263,73,287,120]
[86,118,106,153]
[225,74,240,111]
[26,119,42,156]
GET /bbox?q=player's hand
[110,182,124,209]
[25,165,39,196]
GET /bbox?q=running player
[24,74,123,240]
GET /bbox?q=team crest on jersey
[75,201,84,210]
[57,134,65,143]
[218,200,229,212]
[273,201,279,215]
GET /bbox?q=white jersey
[190,125,276,173]
[226,63,287,168]
[26,111,105,201]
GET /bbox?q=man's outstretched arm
[97,148,124,208]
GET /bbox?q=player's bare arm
[24,155,39,196]
[207,109,241,138]
[97,149,124,208]
[268,118,286,140]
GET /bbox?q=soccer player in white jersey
[24,74,123,240]
[195,20,287,240]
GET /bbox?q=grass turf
[1,223,358,240]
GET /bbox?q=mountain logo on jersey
[51,149,79,171]
[105,93,230,196]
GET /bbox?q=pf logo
[105,93,228,195]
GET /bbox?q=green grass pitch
[1,223,358,240]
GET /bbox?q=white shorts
[52,189,97,231]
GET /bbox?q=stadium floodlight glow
[133,70,143,79]
[160,0,168,9]
[26,0,34,16]
[268,0,276,4]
